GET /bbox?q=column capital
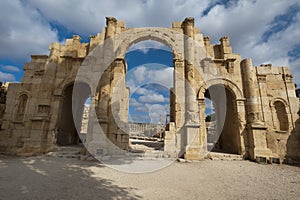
[183,17,194,27]
[106,17,117,26]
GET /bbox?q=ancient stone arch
[114,28,184,60]
[196,78,246,155]
[0,17,299,163]
[269,98,290,131]
[15,93,29,122]
[197,78,244,99]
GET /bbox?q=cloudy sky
[0,0,299,123]
[125,48,173,123]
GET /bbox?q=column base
[184,147,205,160]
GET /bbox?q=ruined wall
[256,65,300,162]
[0,82,8,130]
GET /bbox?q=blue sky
[0,0,300,123]
[125,45,173,123]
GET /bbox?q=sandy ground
[0,155,299,200]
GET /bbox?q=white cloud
[136,106,149,113]
[0,1,58,61]
[128,65,173,92]
[129,98,143,108]
[197,0,300,84]
[27,0,213,34]
[135,87,148,95]
[146,104,167,124]
[128,40,170,54]
[148,67,173,88]
[126,79,137,94]
[0,71,16,82]
[1,65,20,72]
[133,66,147,83]
[139,93,166,103]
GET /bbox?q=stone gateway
[0,17,299,164]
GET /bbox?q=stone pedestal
[184,123,203,160]
[248,123,272,161]
[164,122,178,157]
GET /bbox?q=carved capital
[203,36,210,41]
[115,58,125,64]
[106,17,117,26]
[183,17,194,27]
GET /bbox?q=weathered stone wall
[0,82,9,130]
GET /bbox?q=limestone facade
[0,17,299,163]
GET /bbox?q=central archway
[123,39,174,151]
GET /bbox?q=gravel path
[0,155,299,200]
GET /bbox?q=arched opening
[205,84,240,154]
[205,98,217,151]
[57,82,91,146]
[15,94,28,121]
[125,39,174,151]
[274,101,288,131]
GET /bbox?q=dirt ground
[0,155,299,200]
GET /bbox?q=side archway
[198,78,245,155]
[56,82,91,146]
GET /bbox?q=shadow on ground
[0,155,142,200]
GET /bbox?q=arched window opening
[274,101,288,131]
[15,94,28,121]
[205,98,217,151]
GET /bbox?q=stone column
[183,17,196,123]
[241,58,271,161]
[233,98,247,156]
[198,98,207,153]
[97,17,118,120]
[89,17,121,156]
[108,58,129,150]
[240,58,261,123]
[97,17,117,122]
[173,59,185,127]
[182,17,202,160]
[167,59,186,156]
[183,17,197,123]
